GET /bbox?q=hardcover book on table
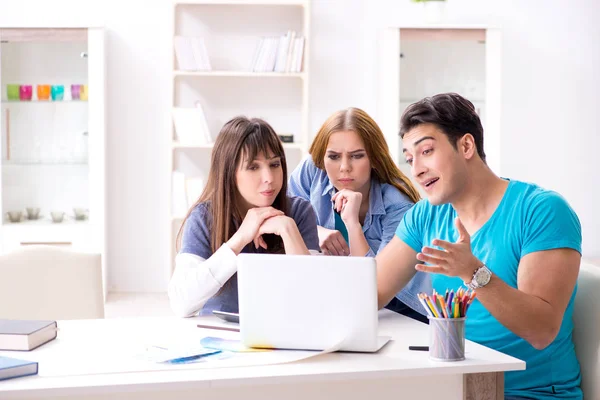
[0,356,38,381]
[0,320,57,351]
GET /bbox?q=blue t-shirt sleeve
[395,200,427,253]
[180,204,213,259]
[289,196,320,251]
[288,156,316,200]
[521,191,582,257]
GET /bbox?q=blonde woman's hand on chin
[332,189,362,225]
[227,207,284,254]
[317,226,349,256]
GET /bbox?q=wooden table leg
[464,372,504,400]
[6,108,10,161]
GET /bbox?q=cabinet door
[86,27,107,298]
[1,28,89,233]
[0,28,104,258]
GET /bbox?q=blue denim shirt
[289,156,431,315]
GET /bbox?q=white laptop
[237,254,390,353]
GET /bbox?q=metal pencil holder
[428,316,466,361]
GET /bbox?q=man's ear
[461,134,477,160]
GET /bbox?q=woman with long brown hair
[169,116,319,317]
[289,107,430,321]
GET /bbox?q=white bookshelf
[168,0,310,275]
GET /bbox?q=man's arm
[417,218,581,350]
[474,248,580,350]
[376,236,419,309]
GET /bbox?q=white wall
[1,0,598,292]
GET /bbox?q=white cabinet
[169,1,311,274]
[0,27,107,296]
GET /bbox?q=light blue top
[396,179,582,400]
[289,155,431,315]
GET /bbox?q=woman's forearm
[345,221,371,256]
[280,223,310,255]
[168,245,237,317]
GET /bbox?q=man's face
[402,123,467,205]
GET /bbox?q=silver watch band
[464,268,479,290]
[465,279,478,290]
[464,264,490,290]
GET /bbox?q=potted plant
[412,0,447,23]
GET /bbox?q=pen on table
[409,346,429,351]
[197,324,240,332]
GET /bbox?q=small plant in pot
[412,0,447,23]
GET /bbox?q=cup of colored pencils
[418,288,476,362]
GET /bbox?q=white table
[0,310,524,400]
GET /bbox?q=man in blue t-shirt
[376,93,582,400]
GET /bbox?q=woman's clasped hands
[227,207,295,254]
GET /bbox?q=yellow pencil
[454,298,459,318]
[426,296,440,318]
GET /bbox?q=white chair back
[0,246,104,320]
[573,261,600,399]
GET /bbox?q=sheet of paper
[38,334,346,377]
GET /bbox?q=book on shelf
[174,36,212,71]
[291,37,305,73]
[275,30,295,72]
[0,319,57,351]
[172,172,206,217]
[185,177,205,208]
[283,31,296,72]
[0,356,38,381]
[172,104,212,146]
[252,31,305,73]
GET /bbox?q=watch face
[475,266,492,286]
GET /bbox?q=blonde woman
[289,107,430,321]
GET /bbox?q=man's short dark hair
[400,93,486,162]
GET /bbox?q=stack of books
[0,319,58,381]
[174,36,212,71]
[251,30,305,73]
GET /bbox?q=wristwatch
[464,264,492,290]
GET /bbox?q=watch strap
[464,264,490,290]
